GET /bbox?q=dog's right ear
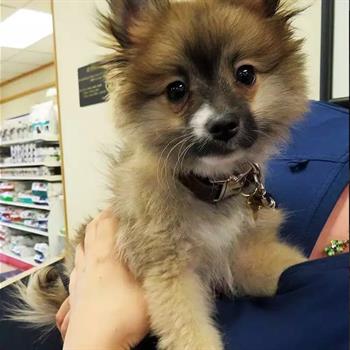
[100,0,168,48]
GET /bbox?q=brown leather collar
[179,162,277,209]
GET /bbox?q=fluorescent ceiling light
[0,9,53,49]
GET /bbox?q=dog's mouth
[190,139,238,157]
[189,129,258,158]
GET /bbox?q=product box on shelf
[0,181,62,206]
[1,144,61,165]
[0,206,49,231]
[1,165,61,178]
[0,226,48,263]
[0,101,58,144]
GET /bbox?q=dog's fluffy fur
[10,1,309,349]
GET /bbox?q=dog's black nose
[207,114,240,142]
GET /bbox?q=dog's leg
[231,208,306,296]
[143,267,223,350]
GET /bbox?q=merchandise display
[0,226,48,264]
[0,206,49,231]
[1,166,60,178]
[0,101,66,282]
[0,181,61,206]
[1,144,60,165]
[0,101,58,144]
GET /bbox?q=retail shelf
[0,175,62,182]
[0,222,49,237]
[0,255,63,289]
[0,201,50,211]
[0,161,61,169]
[0,248,39,267]
[0,135,59,147]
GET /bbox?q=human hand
[56,209,149,350]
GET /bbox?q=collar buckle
[211,166,252,203]
[212,162,277,210]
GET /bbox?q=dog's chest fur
[112,148,255,290]
[183,196,254,290]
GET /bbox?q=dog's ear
[100,0,168,48]
[224,0,281,17]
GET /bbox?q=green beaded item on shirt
[324,239,349,257]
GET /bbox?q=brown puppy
[11,1,308,349]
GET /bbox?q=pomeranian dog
[11,0,309,349]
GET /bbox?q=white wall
[333,0,349,99]
[293,0,349,100]
[52,0,326,235]
[292,0,322,100]
[0,65,56,121]
[52,0,117,235]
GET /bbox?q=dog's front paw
[232,227,306,297]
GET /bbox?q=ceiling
[0,0,54,83]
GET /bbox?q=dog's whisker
[170,137,190,186]
[179,141,196,175]
[156,134,189,188]
[162,136,191,197]
[172,135,194,182]
[178,140,196,175]
[198,136,210,153]
[159,136,188,184]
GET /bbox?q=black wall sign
[78,62,108,107]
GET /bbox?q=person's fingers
[84,215,99,251]
[60,311,70,340]
[84,209,118,256]
[97,207,114,220]
[69,245,85,304]
[74,243,85,273]
[55,298,70,331]
[95,215,118,245]
[69,268,77,297]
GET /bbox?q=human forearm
[63,306,131,350]
[56,211,149,350]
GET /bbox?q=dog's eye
[235,65,256,86]
[166,81,187,103]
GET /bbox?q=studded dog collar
[179,162,276,210]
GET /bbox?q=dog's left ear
[226,0,281,17]
[99,0,169,48]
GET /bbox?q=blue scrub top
[136,101,349,350]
